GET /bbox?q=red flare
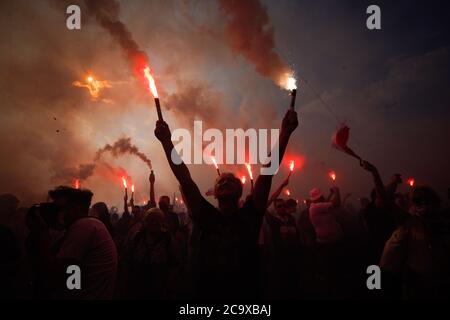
[122,177,127,189]
[285,189,291,196]
[131,184,135,193]
[329,171,336,182]
[74,179,80,189]
[407,178,415,187]
[241,176,246,184]
[245,163,253,180]
[211,156,219,169]
[143,67,158,98]
[289,160,294,172]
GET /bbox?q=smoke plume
[218,0,292,86]
[96,137,152,169]
[82,0,149,75]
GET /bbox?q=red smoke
[218,0,291,86]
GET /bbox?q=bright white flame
[87,76,93,83]
[285,189,291,196]
[144,67,158,98]
[122,177,127,189]
[286,76,297,90]
[241,176,246,184]
[289,160,295,172]
[131,185,135,193]
[211,156,218,169]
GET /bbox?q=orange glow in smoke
[122,177,127,189]
[143,67,158,98]
[407,178,415,187]
[329,171,336,182]
[241,176,246,184]
[245,163,253,180]
[72,74,112,101]
[74,179,79,189]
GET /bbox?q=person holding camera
[26,186,117,299]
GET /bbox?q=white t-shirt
[309,202,343,244]
[57,217,118,299]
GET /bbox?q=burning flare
[245,163,253,180]
[144,67,158,98]
[241,176,246,185]
[211,156,219,169]
[289,160,295,172]
[407,178,415,187]
[131,185,135,193]
[285,189,291,196]
[74,179,80,190]
[122,177,127,189]
[284,75,297,91]
[329,171,337,182]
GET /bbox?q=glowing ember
[143,67,158,98]
[289,160,295,172]
[329,171,336,182]
[407,178,415,187]
[121,177,127,189]
[245,163,253,180]
[241,176,246,184]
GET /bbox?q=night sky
[1,0,449,208]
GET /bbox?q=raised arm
[266,175,290,209]
[123,192,130,216]
[330,186,341,208]
[149,170,156,208]
[154,120,204,213]
[361,160,388,206]
[253,109,298,214]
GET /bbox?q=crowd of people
[1,109,450,300]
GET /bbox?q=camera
[27,202,63,230]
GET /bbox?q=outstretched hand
[155,120,171,142]
[281,109,299,135]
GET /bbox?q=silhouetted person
[381,186,450,299]
[26,186,117,299]
[90,202,114,237]
[126,208,176,299]
[154,109,298,299]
